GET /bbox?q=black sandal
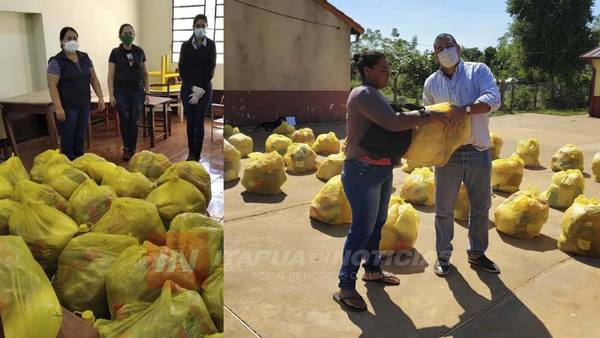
[362,271,401,285]
[332,292,367,312]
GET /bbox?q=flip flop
[362,271,401,285]
[332,292,367,312]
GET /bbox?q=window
[172,0,224,64]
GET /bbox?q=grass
[491,108,588,117]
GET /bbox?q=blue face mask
[194,28,206,39]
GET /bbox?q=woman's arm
[90,67,105,112]
[178,43,187,83]
[108,62,116,106]
[47,73,66,121]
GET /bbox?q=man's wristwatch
[465,105,472,115]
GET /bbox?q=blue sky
[329,0,600,51]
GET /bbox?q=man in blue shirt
[422,33,502,276]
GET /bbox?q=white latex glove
[188,86,206,105]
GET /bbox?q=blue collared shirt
[192,36,207,50]
[422,60,501,150]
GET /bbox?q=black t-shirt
[109,44,146,94]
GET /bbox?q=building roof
[316,0,365,35]
[580,46,600,60]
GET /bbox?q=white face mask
[437,46,459,68]
[194,28,206,39]
[63,40,79,53]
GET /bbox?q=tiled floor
[16,114,224,222]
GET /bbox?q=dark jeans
[338,159,393,290]
[59,105,90,160]
[115,90,145,153]
[182,83,212,159]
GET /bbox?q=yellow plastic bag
[316,152,345,181]
[224,139,241,182]
[67,178,117,224]
[494,188,549,239]
[265,133,293,156]
[551,144,584,172]
[403,102,470,166]
[557,195,600,257]
[228,132,254,157]
[156,160,212,204]
[201,266,224,332]
[0,199,20,235]
[272,121,296,138]
[291,128,315,146]
[146,176,207,226]
[0,176,12,199]
[54,233,139,318]
[379,196,420,256]
[224,124,239,139]
[8,199,79,274]
[30,149,71,182]
[454,183,470,221]
[492,154,524,193]
[592,153,600,183]
[516,138,540,167]
[106,242,198,318]
[44,164,90,200]
[73,153,117,183]
[309,175,352,225]
[0,155,29,186]
[128,150,173,181]
[284,143,318,174]
[542,169,585,209]
[241,152,287,194]
[13,179,69,213]
[94,197,167,245]
[312,132,340,155]
[0,236,62,338]
[400,160,430,174]
[490,132,503,160]
[95,280,218,338]
[102,166,155,198]
[400,167,435,206]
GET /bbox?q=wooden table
[0,89,107,158]
[141,95,173,148]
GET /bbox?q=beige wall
[594,60,600,97]
[225,0,351,91]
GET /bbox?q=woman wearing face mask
[178,14,217,161]
[108,23,150,161]
[47,26,105,160]
[333,50,448,312]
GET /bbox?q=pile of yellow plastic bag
[0,175,12,199]
[224,139,241,182]
[0,199,19,235]
[492,154,524,193]
[30,149,71,182]
[309,175,352,225]
[128,150,173,181]
[156,160,212,204]
[489,132,503,160]
[542,169,585,209]
[284,143,318,174]
[53,233,138,318]
[316,152,345,181]
[201,267,224,332]
[454,183,470,221]
[167,213,223,285]
[241,152,287,194]
[403,102,470,166]
[67,178,117,225]
[400,167,435,206]
[494,188,549,239]
[557,195,600,257]
[379,196,420,256]
[312,132,340,155]
[146,176,207,225]
[95,280,218,338]
[102,166,155,198]
[551,144,584,172]
[0,236,62,338]
[73,153,117,183]
[94,197,167,245]
[8,199,79,274]
[291,128,315,146]
[516,138,540,167]
[272,121,295,138]
[106,241,198,318]
[0,155,30,186]
[265,133,293,156]
[44,164,90,200]
[13,179,68,213]
[592,153,600,182]
[228,132,254,157]
[400,160,430,174]
[224,124,240,139]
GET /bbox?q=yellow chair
[149,55,183,122]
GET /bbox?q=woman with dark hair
[178,14,217,161]
[47,26,105,160]
[333,50,448,312]
[108,23,149,161]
